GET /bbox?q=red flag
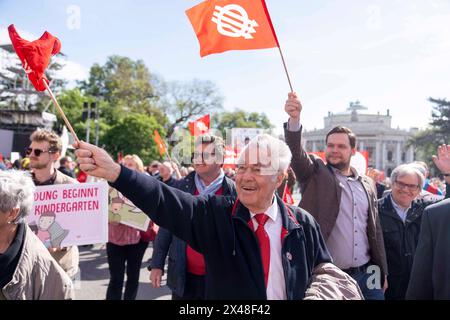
[153,130,166,156]
[189,114,210,136]
[8,24,61,92]
[282,184,295,205]
[117,151,123,163]
[186,0,279,57]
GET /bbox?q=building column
[382,142,387,172]
[375,141,381,169]
[396,142,402,166]
[312,141,317,152]
[407,146,414,162]
[359,141,365,151]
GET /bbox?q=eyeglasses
[394,180,420,192]
[192,152,216,161]
[26,147,54,157]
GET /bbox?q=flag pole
[277,46,293,93]
[43,81,80,144]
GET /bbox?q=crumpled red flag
[8,24,61,92]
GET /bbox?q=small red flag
[153,130,166,156]
[117,151,123,163]
[189,114,210,136]
[186,0,279,57]
[283,184,295,205]
[8,24,61,92]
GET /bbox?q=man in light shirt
[284,92,388,299]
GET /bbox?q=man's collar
[250,196,278,222]
[32,169,57,186]
[331,165,360,179]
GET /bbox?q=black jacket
[111,166,332,299]
[378,193,433,300]
[406,199,450,299]
[150,171,237,297]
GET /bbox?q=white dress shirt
[250,200,287,300]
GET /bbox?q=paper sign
[109,188,150,231]
[28,182,109,247]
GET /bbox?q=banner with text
[28,182,109,247]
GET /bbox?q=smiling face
[325,133,355,171]
[392,173,421,208]
[235,148,284,213]
[192,143,222,181]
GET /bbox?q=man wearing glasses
[379,147,450,300]
[27,129,80,282]
[149,134,237,300]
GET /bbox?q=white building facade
[302,102,418,176]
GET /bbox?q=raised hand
[284,92,302,121]
[74,141,121,183]
[432,144,450,174]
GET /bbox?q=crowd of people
[1,93,450,300]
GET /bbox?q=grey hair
[237,134,292,175]
[391,164,425,189]
[0,170,36,224]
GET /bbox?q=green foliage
[212,109,274,137]
[410,98,450,172]
[79,55,168,126]
[101,113,165,164]
[160,79,223,139]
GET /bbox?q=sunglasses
[25,147,55,157]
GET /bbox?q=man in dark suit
[284,92,388,299]
[149,134,237,300]
[74,134,362,299]
[406,145,450,300]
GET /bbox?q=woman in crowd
[106,154,152,300]
[0,170,73,300]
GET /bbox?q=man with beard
[27,129,80,281]
[283,92,388,300]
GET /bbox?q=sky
[1,0,449,135]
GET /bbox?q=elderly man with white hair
[379,147,450,300]
[75,135,362,300]
[0,170,73,300]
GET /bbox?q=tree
[78,55,167,126]
[55,89,110,143]
[410,97,450,172]
[159,79,223,139]
[101,113,166,164]
[212,109,274,137]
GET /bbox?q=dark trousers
[172,273,205,300]
[106,241,148,300]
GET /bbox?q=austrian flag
[186,0,279,57]
[189,114,210,136]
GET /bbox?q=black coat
[111,166,332,299]
[378,193,433,300]
[150,171,237,297]
[406,199,450,300]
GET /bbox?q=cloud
[54,59,89,83]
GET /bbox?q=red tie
[254,214,270,288]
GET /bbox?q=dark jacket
[406,199,450,300]
[284,124,388,277]
[150,171,237,297]
[379,193,433,300]
[111,166,332,299]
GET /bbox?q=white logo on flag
[23,60,32,74]
[212,4,258,39]
[196,121,208,132]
